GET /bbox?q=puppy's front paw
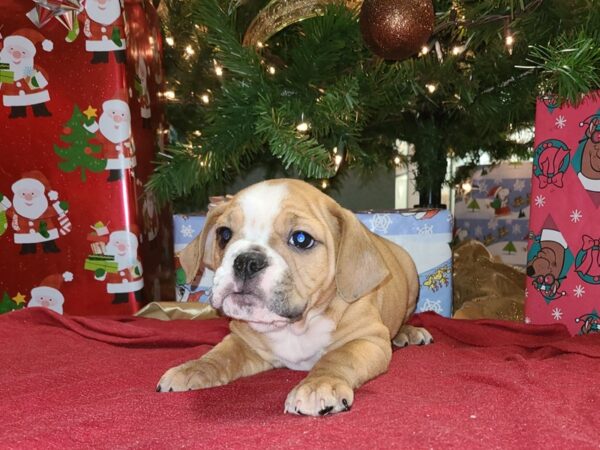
[156,361,214,393]
[393,324,434,348]
[284,376,354,416]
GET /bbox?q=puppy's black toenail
[342,399,351,411]
[156,385,161,392]
[169,387,173,392]
[319,406,334,416]
[418,339,425,345]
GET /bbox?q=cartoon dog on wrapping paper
[573,115,600,193]
[527,224,573,303]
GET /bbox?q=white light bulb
[165,36,174,46]
[164,90,176,100]
[201,94,210,104]
[267,66,276,75]
[426,84,437,94]
[462,182,472,193]
[296,122,309,132]
[185,45,195,56]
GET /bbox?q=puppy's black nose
[233,252,268,280]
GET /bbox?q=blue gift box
[174,209,453,317]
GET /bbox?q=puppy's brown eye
[216,227,232,249]
[289,231,315,250]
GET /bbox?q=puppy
[158,179,432,416]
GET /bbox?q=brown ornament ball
[360,0,434,61]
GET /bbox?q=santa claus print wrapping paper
[526,92,600,335]
[0,0,174,316]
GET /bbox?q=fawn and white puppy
[158,179,432,416]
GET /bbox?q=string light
[267,66,276,75]
[419,45,429,56]
[296,121,310,132]
[505,32,514,55]
[164,90,176,100]
[165,36,174,46]
[425,83,437,94]
[201,93,210,104]
[193,130,202,136]
[321,180,329,189]
[185,45,195,56]
[335,154,343,166]
[215,66,223,77]
[257,41,264,48]
[394,156,401,165]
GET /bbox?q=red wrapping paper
[0,0,174,315]
[526,92,600,335]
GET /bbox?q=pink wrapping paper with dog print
[526,92,600,335]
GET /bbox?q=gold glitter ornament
[242,0,362,48]
[359,0,434,60]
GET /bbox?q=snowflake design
[418,299,443,314]
[570,209,583,223]
[487,219,496,230]
[513,179,525,191]
[63,271,74,282]
[512,223,521,235]
[552,307,563,321]
[417,224,434,235]
[370,214,392,234]
[478,180,488,194]
[464,221,471,229]
[534,195,546,208]
[555,115,567,129]
[474,225,483,236]
[573,284,585,298]
[180,224,195,239]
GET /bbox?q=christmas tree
[467,197,480,212]
[150,0,600,211]
[0,291,26,314]
[54,105,106,182]
[503,241,517,255]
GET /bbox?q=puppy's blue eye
[289,231,315,250]
[217,227,232,248]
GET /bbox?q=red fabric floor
[1,308,599,449]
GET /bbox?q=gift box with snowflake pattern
[454,162,532,267]
[526,92,600,335]
[0,0,174,316]
[173,209,453,317]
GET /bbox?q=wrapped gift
[454,162,532,267]
[526,92,600,335]
[0,0,174,316]
[356,210,453,317]
[173,208,453,317]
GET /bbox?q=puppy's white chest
[267,316,335,371]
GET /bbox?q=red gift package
[0,0,174,315]
[526,92,600,335]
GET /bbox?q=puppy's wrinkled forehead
[237,182,289,243]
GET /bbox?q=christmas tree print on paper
[503,241,517,255]
[54,105,106,181]
[0,193,9,237]
[0,291,26,314]
[467,198,481,212]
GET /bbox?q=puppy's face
[180,180,389,332]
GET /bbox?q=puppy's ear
[179,202,227,283]
[332,207,390,302]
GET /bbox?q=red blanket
[1,309,599,448]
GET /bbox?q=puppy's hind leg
[393,324,434,348]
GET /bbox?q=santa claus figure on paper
[94,227,144,304]
[6,171,71,254]
[82,0,127,64]
[86,98,137,182]
[135,54,151,128]
[28,272,73,315]
[488,186,511,216]
[0,28,53,119]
